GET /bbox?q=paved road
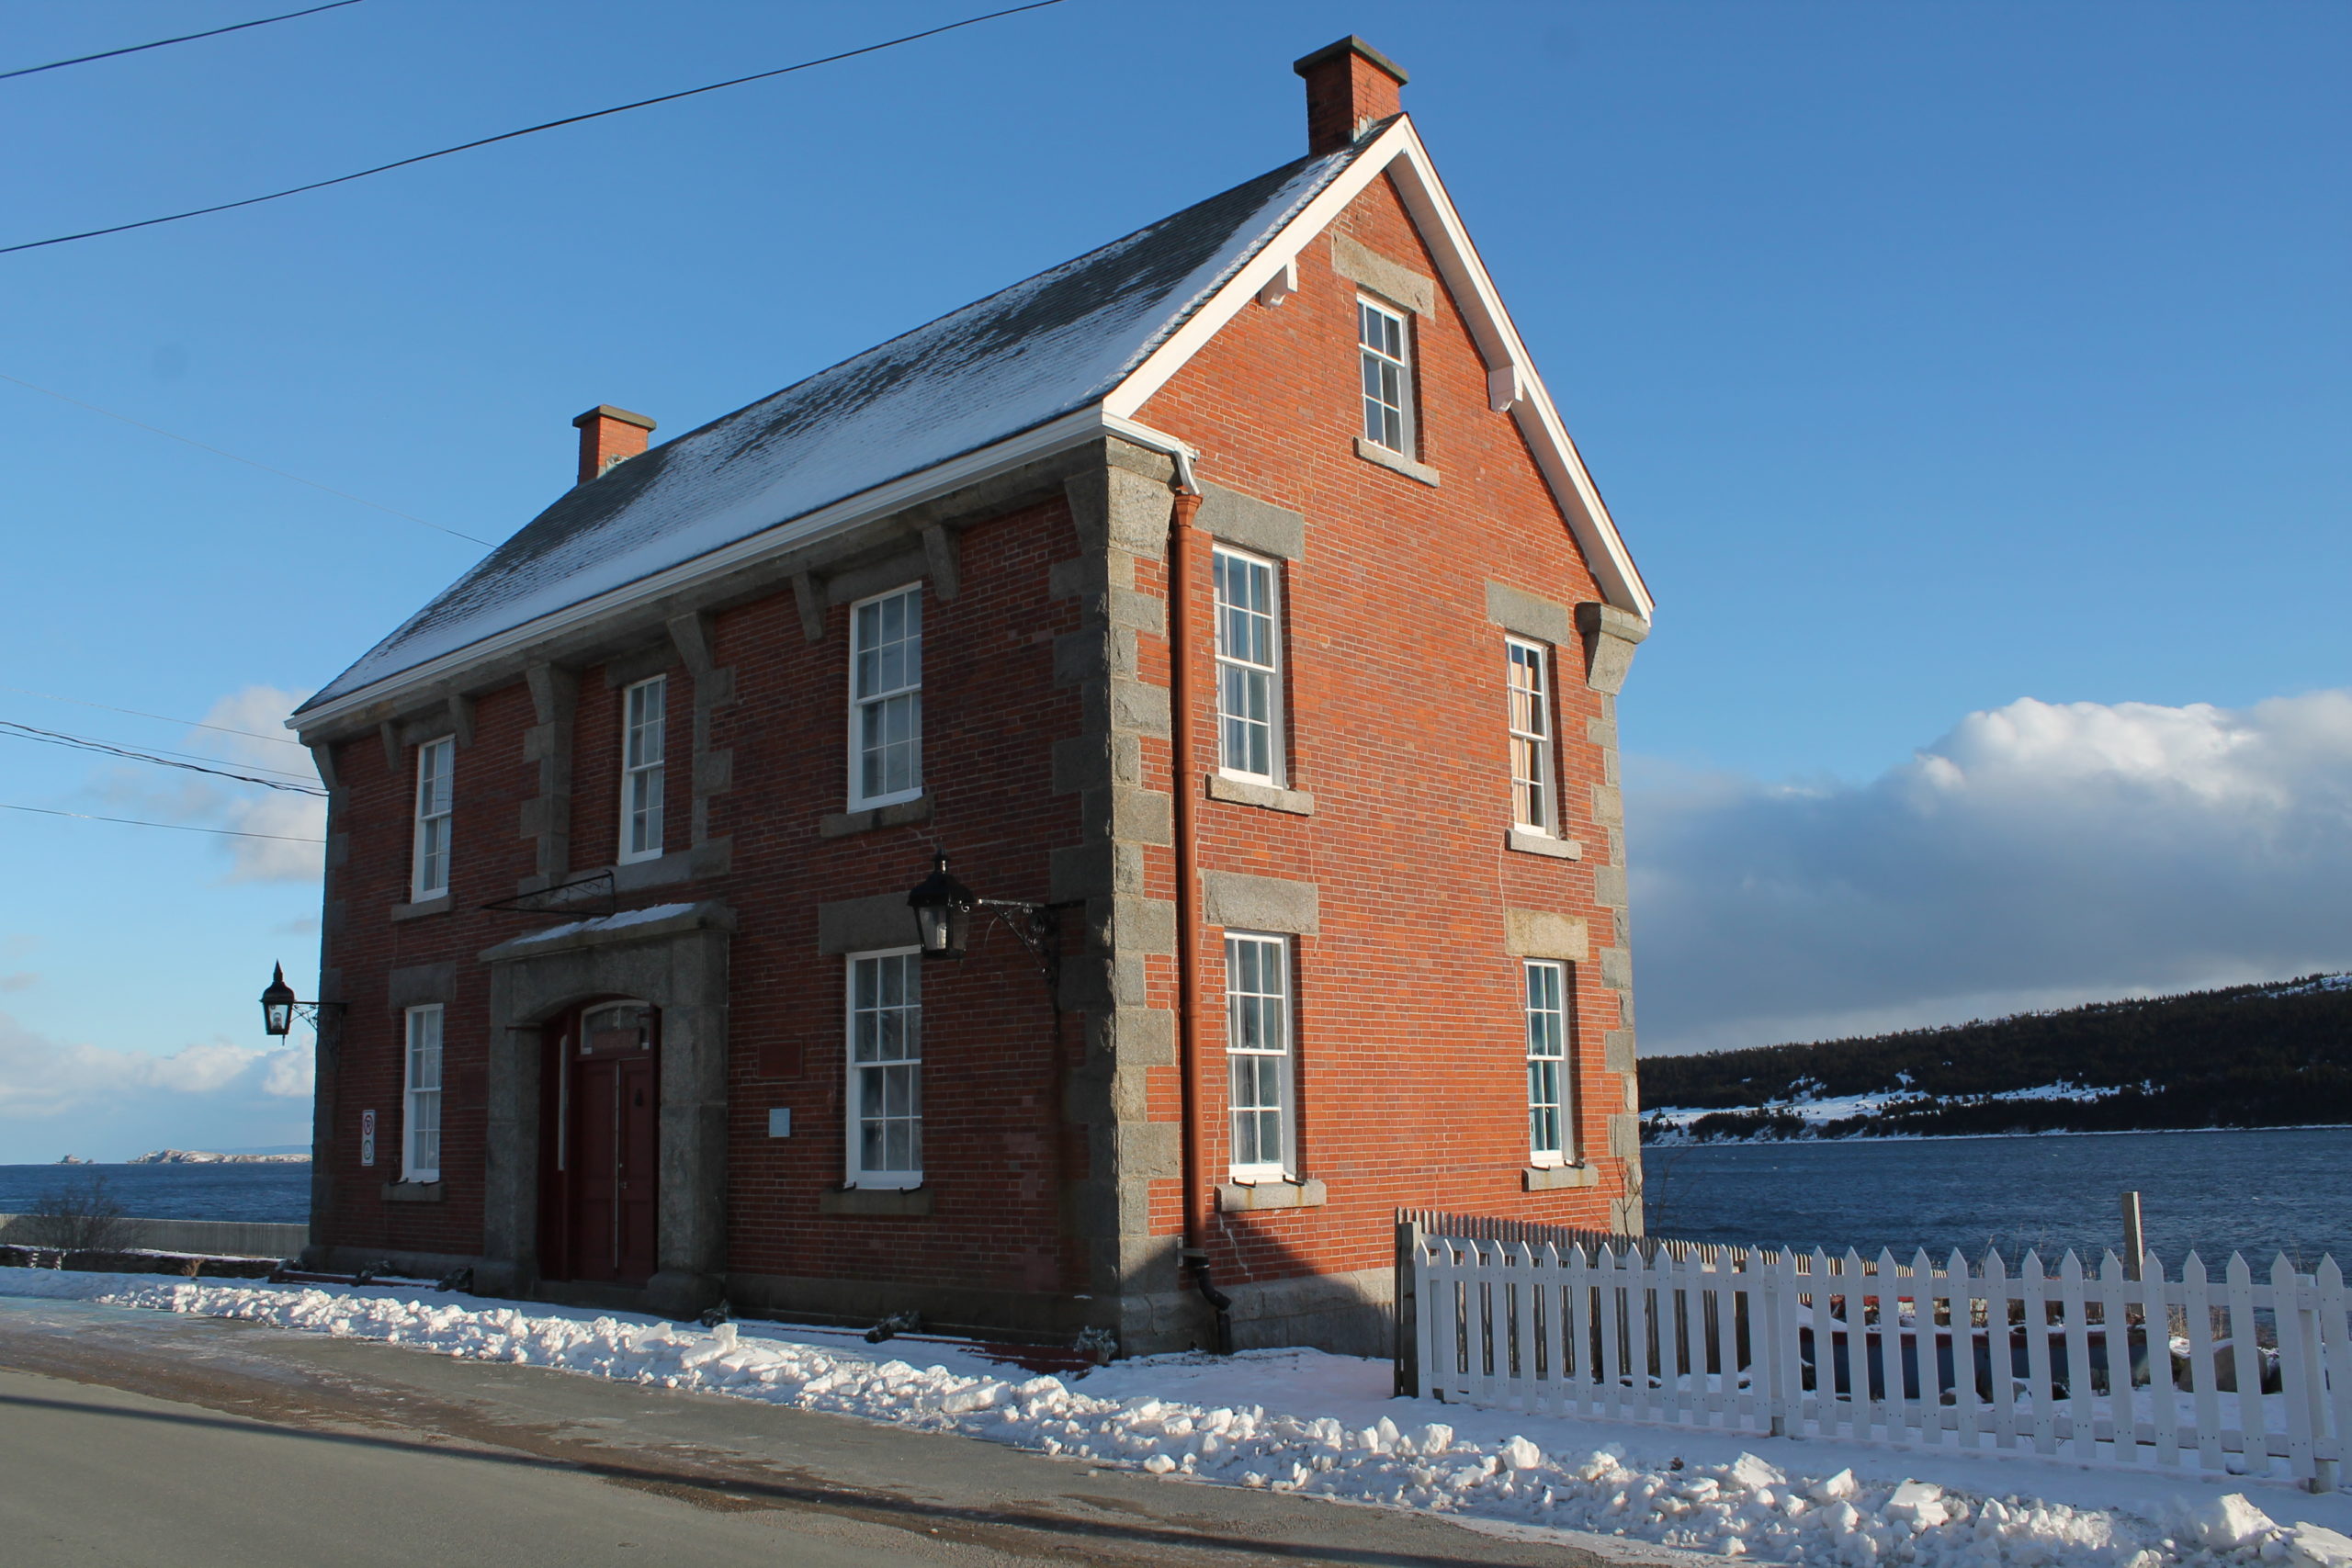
[0,1293,1610,1568]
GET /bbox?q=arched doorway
[537,998,660,1285]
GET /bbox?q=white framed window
[1224,932,1295,1180]
[1525,961,1572,1165]
[1213,546,1283,783]
[411,735,455,899]
[849,584,922,808]
[403,1005,444,1183]
[1359,297,1413,454]
[845,949,922,1189]
[1506,638,1555,834]
[618,675,666,863]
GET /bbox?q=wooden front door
[541,1000,660,1285]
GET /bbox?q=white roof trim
[1103,118,1654,624]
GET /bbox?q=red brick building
[289,39,1654,1356]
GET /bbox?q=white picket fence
[1408,1230,2351,1492]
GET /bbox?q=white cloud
[1629,691,2352,1055]
[0,973,34,993]
[0,1010,313,1161]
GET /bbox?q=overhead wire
[0,684,311,748]
[0,719,326,795]
[0,370,492,547]
[0,1,362,83]
[0,0,1069,256]
[0,801,323,842]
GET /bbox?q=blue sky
[1,2,2344,1158]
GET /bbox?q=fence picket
[1567,1243,1595,1416]
[1905,1248,1934,1447]
[2226,1253,2263,1475]
[2098,1250,2136,1462]
[2316,1257,2349,1493]
[2140,1249,2180,1468]
[1771,1249,1803,1438]
[1509,1241,1540,1414]
[2059,1252,2097,1461]
[1984,1250,2018,1450]
[2273,1254,2316,1485]
[2183,1252,2223,1472]
[1597,1247,1627,1422]
[2019,1251,2058,1454]
[1944,1248,1978,1451]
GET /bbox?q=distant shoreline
[1644,1121,2352,1148]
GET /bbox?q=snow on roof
[300,143,1368,714]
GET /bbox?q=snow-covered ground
[4,1267,2347,1568]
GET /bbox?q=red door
[541,1001,660,1285]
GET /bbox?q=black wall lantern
[906,853,977,961]
[904,852,1075,1006]
[259,962,344,1038]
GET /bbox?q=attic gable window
[1358,298,1413,453]
[850,584,922,809]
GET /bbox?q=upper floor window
[1214,547,1283,783]
[404,1004,444,1183]
[412,736,454,899]
[1225,932,1295,1181]
[1525,960,1571,1165]
[1506,638,1555,834]
[850,585,922,808]
[846,949,922,1189]
[619,675,666,863]
[1359,298,1412,454]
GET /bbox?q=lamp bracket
[974,897,1080,1003]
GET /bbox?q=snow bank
[5,1267,2345,1566]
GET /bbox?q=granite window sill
[819,1184,933,1216]
[1353,437,1441,488]
[1206,773,1315,817]
[390,895,452,921]
[381,1180,445,1203]
[820,794,933,840]
[1216,1178,1328,1213]
[1507,827,1582,861]
[1523,1163,1597,1191]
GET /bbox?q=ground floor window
[1225,932,1294,1179]
[847,949,922,1188]
[403,1004,443,1182]
[1525,961,1571,1164]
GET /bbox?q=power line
[0,719,321,783]
[0,370,492,547]
[0,800,323,843]
[0,685,311,748]
[0,720,326,795]
[0,1,362,83]
[0,0,1069,257]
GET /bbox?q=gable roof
[300,145,1367,715]
[298,118,1648,726]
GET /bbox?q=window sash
[620,676,666,862]
[1359,299,1411,453]
[405,1006,443,1182]
[850,587,923,807]
[1224,933,1294,1179]
[412,737,454,898]
[1507,639,1555,833]
[1213,547,1282,782]
[1525,961,1571,1162]
[846,950,922,1187]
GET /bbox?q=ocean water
[1640,1125,2352,1267]
[0,1163,311,1224]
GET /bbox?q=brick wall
[1128,168,1635,1292]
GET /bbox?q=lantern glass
[906,854,975,962]
[261,964,298,1037]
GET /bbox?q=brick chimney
[1293,36,1408,155]
[572,404,656,486]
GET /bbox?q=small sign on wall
[360,1109,377,1168]
[767,1107,792,1138]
